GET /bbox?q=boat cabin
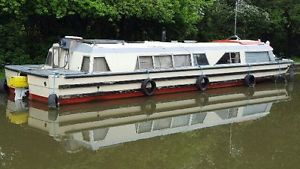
[43,36,275,74]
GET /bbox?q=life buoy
[196,75,209,91]
[141,79,156,96]
[244,74,256,87]
[48,94,58,109]
[0,79,8,93]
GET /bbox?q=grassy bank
[291,56,300,63]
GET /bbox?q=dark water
[0,76,300,169]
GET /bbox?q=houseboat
[0,36,294,107]
[5,83,290,152]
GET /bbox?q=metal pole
[234,0,240,36]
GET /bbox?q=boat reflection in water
[5,83,291,153]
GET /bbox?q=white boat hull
[4,61,292,105]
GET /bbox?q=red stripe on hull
[29,93,49,103]
[59,92,145,105]
[28,80,246,105]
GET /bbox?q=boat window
[193,53,209,66]
[174,54,192,67]
[215,108,238,119]
[45,51,53,66]
[245,51,270,63]
[216,52,240,64]
[243,103,269,116]
[191,112,207,125]
[154,55,173,69]
[135,58,139,70]
[172,115,190,127]
[138,56,154,69]
[82,131,91,141]
[93,57,110,72]
[81,56,90,73]
[93,128,109,141]
[137,121,153,133]
[153,117,172,130]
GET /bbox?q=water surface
[0,76,300,169]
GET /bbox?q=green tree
[248,0,300,56]
[0,0,299,65]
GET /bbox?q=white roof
[73,40,273,55]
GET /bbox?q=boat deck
[5,65,85,78]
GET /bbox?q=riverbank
[291,56,300,63]
[0,70,3,79]
[293,56,300,70]
[295,63,300,72]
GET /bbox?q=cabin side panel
[94,53,138,72]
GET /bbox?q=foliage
[198,0,271,40]
[0,70,3,79]
[0,0,299,65]
[291,56,300,63]
[247,0,300,56]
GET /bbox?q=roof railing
[82,39,125,44]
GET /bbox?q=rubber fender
[141,79,156,96]
[244,74,256,87]
[48,94,58,109]
[196,75,209,91]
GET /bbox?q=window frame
[245,51,271,63]
[192,53,209,66]
[153,55,173,69]
[137,55,154,70]
[93,57,110,72]
[81,56,90,73]
[173,54,192,68]
[216,52,241,65]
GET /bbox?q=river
[0,75,299,169]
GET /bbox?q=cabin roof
[73,40,273,55]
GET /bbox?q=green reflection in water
[0,76,300,169]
